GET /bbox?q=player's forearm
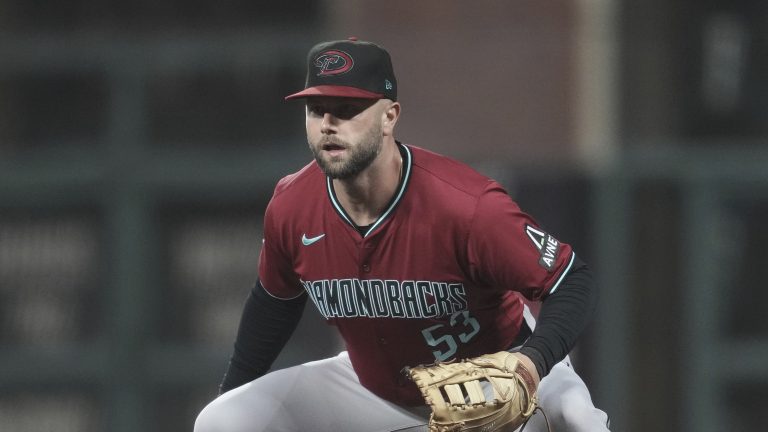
[219,280,307,394]
[519,259,597,378]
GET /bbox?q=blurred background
[0,0,766,431]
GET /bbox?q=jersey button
[378,337,387,345]
[362,264,371,272]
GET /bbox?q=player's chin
[317,160,349,178]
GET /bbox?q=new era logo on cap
[285,37,397,101]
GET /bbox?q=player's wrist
[510,351,540,388]
[517,346,545,382]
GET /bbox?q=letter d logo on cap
[315,50,354,76]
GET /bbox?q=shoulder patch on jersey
[525,224,560,272]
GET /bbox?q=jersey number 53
[420,311,480,361]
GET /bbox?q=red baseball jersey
[259,143,576,405]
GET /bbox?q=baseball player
[194,38,610,432]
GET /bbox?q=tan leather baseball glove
[405,351,539,432]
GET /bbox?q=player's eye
[307,104,324,116]
[306,101,369,120]
[335,105,358,119]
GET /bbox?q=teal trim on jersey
[326,177,352,226]
[548,251,576,294]
[326,143,412,238]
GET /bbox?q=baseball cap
[285,37,397,101]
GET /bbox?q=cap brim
[285,85,384,100]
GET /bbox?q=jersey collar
[326,142,412,238]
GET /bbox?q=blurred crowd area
[0,1,767,431]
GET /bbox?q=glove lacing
[519,406,551,432]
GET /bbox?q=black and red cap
[285,37,397,101]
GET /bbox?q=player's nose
[321,112,337,134]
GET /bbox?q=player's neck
[332,141,402,227]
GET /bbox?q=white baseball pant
[194,350,609,432]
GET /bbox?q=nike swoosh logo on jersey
[301,233,325,246]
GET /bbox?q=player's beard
[309,122,383,180]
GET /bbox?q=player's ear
[382,101,400,136]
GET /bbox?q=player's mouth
[322,143,347,157]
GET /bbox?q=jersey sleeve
[258,194,305,300]
[466,182,575,301]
